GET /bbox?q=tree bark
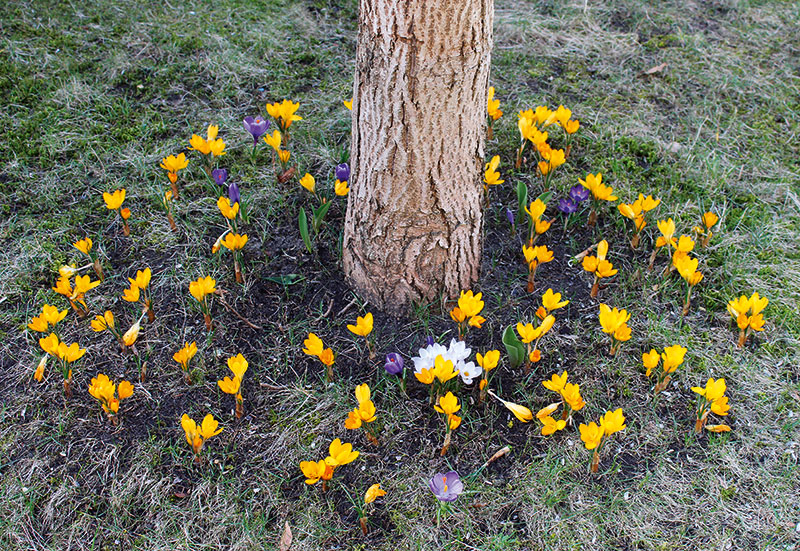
[344,0,492,315]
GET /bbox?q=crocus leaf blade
[298,209,313,253]
[502,325,526,369]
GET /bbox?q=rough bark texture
[343,0,493,315]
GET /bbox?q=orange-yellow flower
[217,196,240,220]
[487,87,502,121]
[266,99,302,129]
[347,312,373,337]
[221,233,248,251]
[103,189,126,210]
[181,413,222,455]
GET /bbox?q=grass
[1,0,800,549]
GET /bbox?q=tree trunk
[343,0,492,315]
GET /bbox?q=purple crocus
[212,168,228,187]
[558,197,578,214]
[335,163,350,183]
[506,207,515,226]
[568,184,590,203]
[384,353,404,375]
[228,182,240,205]
[243,116,270,145]
[425,336,435,347]
[429,471,463,502]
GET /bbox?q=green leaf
[312,201,332,234]
[516,181,528,214]
[537,190,552,204]
[502,325,526,369]
[298,209,313,253]
[264,274,305,286]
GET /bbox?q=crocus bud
[228,182,240,205]
[212,168,228,187]
[384,353,404,375]
[425,336,435,347]
[335,163,350,183]
[506,208,515,226]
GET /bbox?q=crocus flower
[173,341,198,383]
[568,184,589,203]
[384,353,404,375]
[299,173,316,194]
[449,289,485,339]
[336,163,350,183]
[243,116,270,145]
[429,471,463,502]
[347,313,373,337]
[228,182,240,205]
[364,483,386,504]
[160,153,189,185]
[558,198,578,214]
[324,438,359,467]
[181,413,222,456]
[506,208,515,226]
[266,99,302,130]
[88,373,134,422]
[212,168,228,187]
[728,292,767,347]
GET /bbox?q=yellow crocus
[303,333,324,357]
[300,460,334,485]
[364,483,386,504]
[263,130,282,151]
[542,371,568,392]
[476,350,500,371]
[579,422,604,450]
[103,189,126,210]
[299,173,316,193]
[74,237,93,255]
[173,342,198,370]
[189,276,216,302]
[347,312,373,337]
[221,233,248,251]
[600,408,626,436]
[227,353,248,379]
[334,179,350,196]
[217,196,240,220]
[181,413,222,455]
[324,438,359,467]
[266,99,302,129]
[487,87,502,120]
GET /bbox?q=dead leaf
[279,521,292,551]
[485,445,512,466]
[277,167,297,184]
[642,62,667,76]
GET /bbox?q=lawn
[1,0,799,549]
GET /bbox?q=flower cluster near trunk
[18,82,765,540]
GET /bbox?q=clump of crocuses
[582,239,617,298]
[217,353,248,418]
[345,383,378,444]
[303,332,335,383]
[692,378,730,434]
[449,289,485,340]
[598,304,631,356]
[300,438,359,491]
[88,374,134,425]
[727,292,767,347]
[579,408,626,472]
[181,413,222,461]
[642,345,687,393]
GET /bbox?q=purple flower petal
[243,116,270,145]
[568,184,589,203]
[212,168,228,186]
[335,163,350,183]
[384,353,404,375]
[228,182,240,205]
[558,198,578,214]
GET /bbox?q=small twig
[215,292,262,329]
[336,296,361,318]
